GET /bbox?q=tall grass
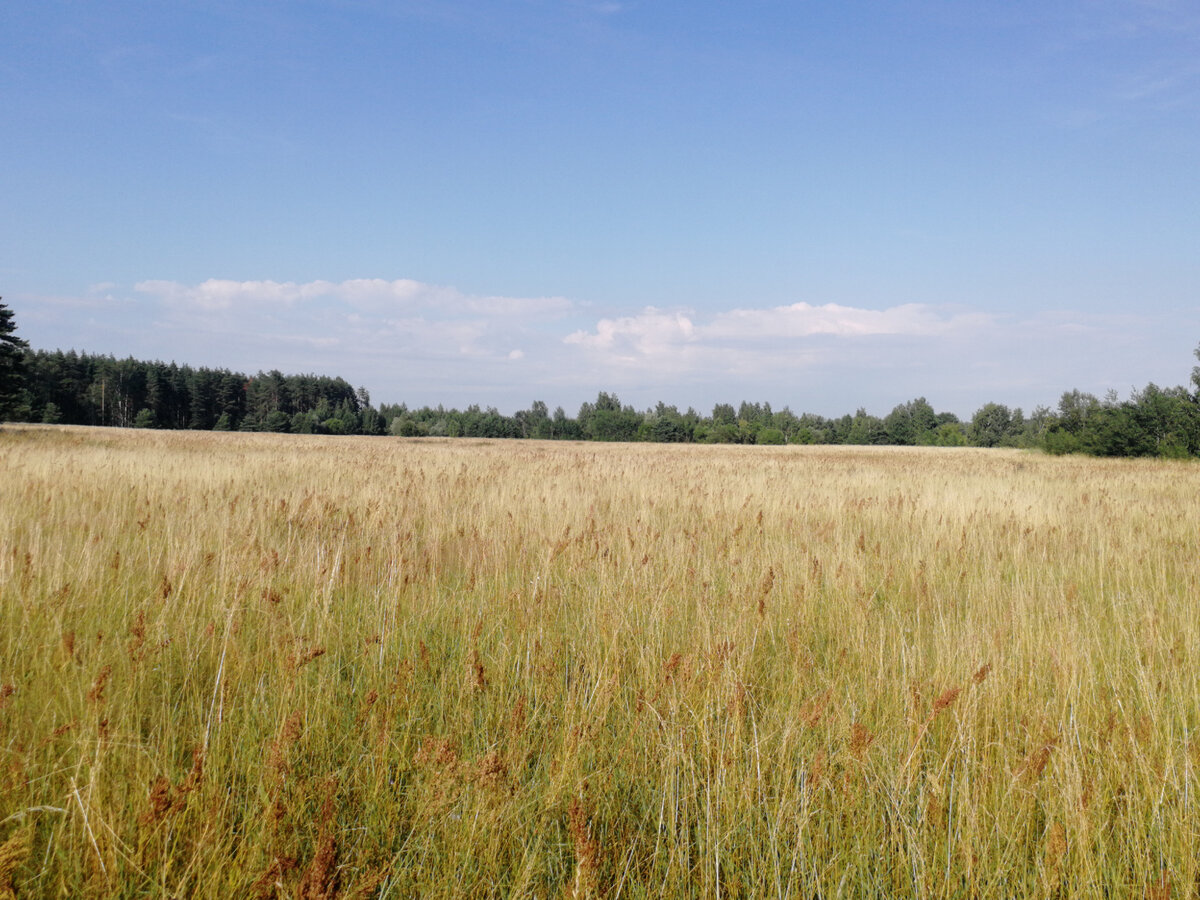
[1,425,1198,897]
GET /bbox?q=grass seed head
[931,687,961,718]
[61,630,77,662]
[567,796,600,899]
[140,775,174,826]
[476,750,509,791]
[1021,736,1060,781]
[87,665,112,704]
[849,722,874,759]
[1044,821,1067,873]
[469,649,488,691]
[0,827,33,900]
[251,855,298,900]
[509,694,527,736]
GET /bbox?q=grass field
[1,425,1198,898]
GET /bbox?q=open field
[1,426,1199,898]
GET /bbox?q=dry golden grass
[1,425,1199,897]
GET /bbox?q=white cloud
[135,278,302,311]
[565,307,696,352]
[135,277,574,318]
[707,302,991,340]
[564,301,992,364]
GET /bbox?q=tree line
[2,301,1198,456]
[11,349,384,435]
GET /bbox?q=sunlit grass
[1,425,1198,897]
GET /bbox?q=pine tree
[0,298,30,422]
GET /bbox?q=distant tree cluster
[379,377,1200,458]
[10,349,383,435]
[1,300,1198,457]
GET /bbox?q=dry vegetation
[1,425,1198,898]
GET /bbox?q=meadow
[1,425,1198,898]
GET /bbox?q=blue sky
[3,1,1198,417]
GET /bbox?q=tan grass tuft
[972,663,991,684]
[0,827,33,900]
[1145,872,1171,900]
[1044,821,1067,875]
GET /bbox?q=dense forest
[2,344,1198,458]
[12,349,381,435]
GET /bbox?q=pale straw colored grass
[0,425,1198,897]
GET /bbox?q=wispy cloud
[1058,2,1200,123]
[707,302,992,340]
[565,301,991,360]
[565,308,696,353]
[113,278,578,386]
[134,277,573,317]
